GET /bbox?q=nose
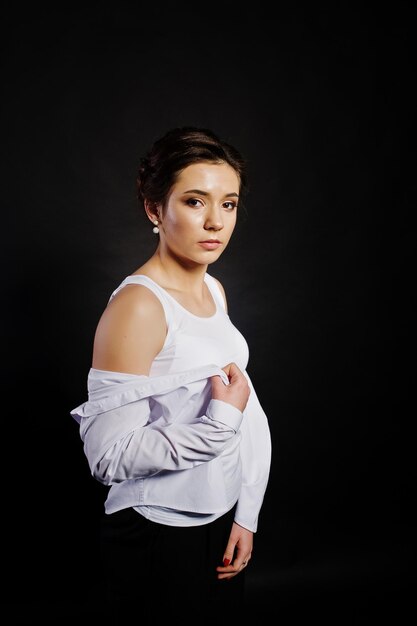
[204,205,223,231]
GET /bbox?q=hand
[210,362,250,413]
[216,522,253,580]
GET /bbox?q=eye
[186,198,204,208]
[223,201,237,211]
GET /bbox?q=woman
[71,127,272,621]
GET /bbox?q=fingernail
[223,558,230,566]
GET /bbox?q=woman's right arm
[78,285,249,485]
[92,283,166,376]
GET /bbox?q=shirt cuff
[205,399,243,432]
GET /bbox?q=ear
[144,199,159,224]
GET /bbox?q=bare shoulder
[106,282,164,317]
[92,283,166,375]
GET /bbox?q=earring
[152,219,159,234]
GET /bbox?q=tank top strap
[204,273,227,312]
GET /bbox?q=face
[154,162,240,266]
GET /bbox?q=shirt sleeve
[74,384,243,487]
[233,373,272,533]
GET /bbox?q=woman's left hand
[216,522,253,580]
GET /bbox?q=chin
[202,251,223,264]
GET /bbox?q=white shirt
[70,274,271,532]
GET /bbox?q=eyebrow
[183,189,239,198]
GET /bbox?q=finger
[210,375,224,392]
[223,361,244,377]
[221,363,232,378]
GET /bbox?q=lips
[198,240,221,250]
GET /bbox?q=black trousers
[100,505,245,624]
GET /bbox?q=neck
[139,249,208,294]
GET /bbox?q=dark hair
[136,126,248,211]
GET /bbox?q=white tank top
[110,272,249,376]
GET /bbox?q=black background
[3,5,415,624]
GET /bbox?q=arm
[77,284,249,485]
[233,373,272,533]
[78,386,243,485]
[210,278,272,533]
[215,376,271,579]
[91,282,166,377]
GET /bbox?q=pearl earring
[152,219,159,234]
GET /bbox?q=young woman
[71,127,272,622]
